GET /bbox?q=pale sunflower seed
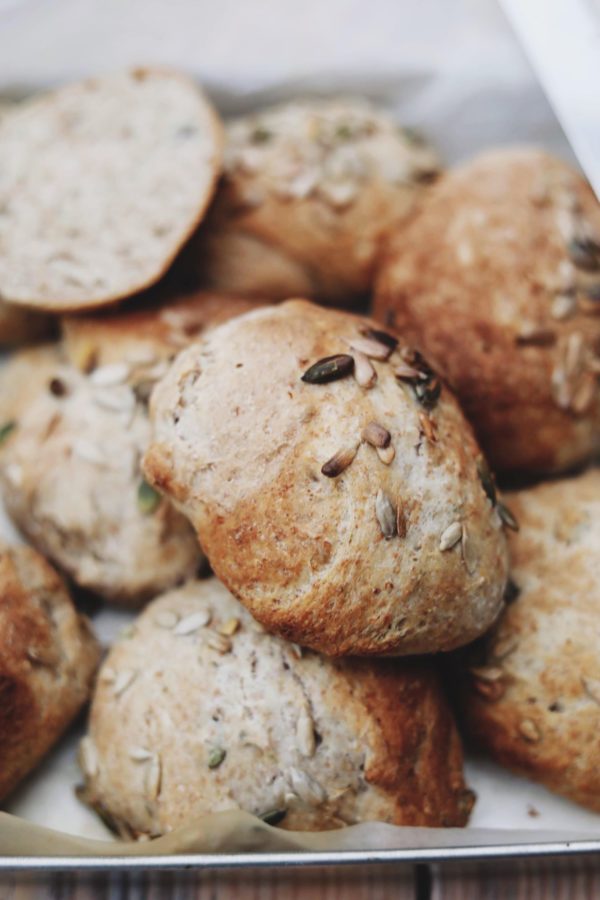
[353,350,377,388]
[145,755,162,800]
[518,719,541,743]
[565,331,584,376]
[469,665,504,683]
[93,387,136,414]
[439,521,463,551]
[89,362,130,387]
[551,293,576,320]
[174,611,211,636]
[361,421,391,448]
[79,737,98,779]
[345,336,392,361]
[73,439,107,466]
[289,767,327,806]
[394,363,422,380]
[129,747,154,762]
[571,373,597,415]
[494,636,519,660]
[321,445,358,478]
[375,489,396,539]
[377,444,395,465]
[206,633,232,654]
[296,708,316,757]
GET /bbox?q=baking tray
[1,0,600,871]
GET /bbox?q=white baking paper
[0,0,599,856]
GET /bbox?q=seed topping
[439,521,463,551]
[345,336,392,361]
[353,350,377,388]
[174,610,211,636]
[145,755,162,800]
[377,444,395,465]
[301,354,354,384]
[361,421,391,448]
[375,489,396,539]
[361,327,398,351]
[218,617,241,637]
[476,457,497,506]
[207,746,227,769]
[518,719,541,743]
[321,445,358,478]
[497,501,519,531]
[137,479,161,514]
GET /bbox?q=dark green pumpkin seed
[0,421,16,446]
[301,354,354,384]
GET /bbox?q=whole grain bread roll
[374,148,600,476]
[0,68,223,311]
[0,542,100,801]
[458,468,600,811]
[80,578,474,837]
[0,363,202,606]
[189,98,440,305]
[144,299,509,656]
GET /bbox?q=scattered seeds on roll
[0,68,223,311]
[374,148,600,475]
[458,469,600,812]
[187,98,440,305]
[79,577,474,837]
[0,542,100,802]
[144,299,509,656]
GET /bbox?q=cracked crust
[144,299,509,656]
[0,68,223,311]
[80,578,473,837]
[0,542,100,801]
[458,469,600,811]
[188,98,440,305]
[374,148,600,475]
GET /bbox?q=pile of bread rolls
[0,67,599,841]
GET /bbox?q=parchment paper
[0,0,599,858]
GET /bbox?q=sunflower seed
[174,611,211,636]
[137,479,161,515]
[377,444,395,465]
[218,617,240,637]
[413,377,441,409]
[301,355,354,384]
[296,708,316,757]
[571,373,597,415]
[469,665,504,683]
[290,643,303,660]
[89,362,130,387]
[153,609,180,629]
[93,387,136,415]
[582,677,600,706]
[472,676,506,702]
[494,636,519,659]
[321,445,358,478]
[551,293,576,320]
[361,327,398,351]
[565,331,584,376]
[145,755,162,800]
[345,336,392,361]
[419,412,437,443]
[461,524,477,575]
[375,489,396,539]
[439,521,463,551]
[361,422,391,448]
[551,367,572,409]
[79,737,98,778]
[569,236,600,271]
[113,669,137,698]
[353,350,377,388]
[206,633,232,654]
[497,502,519,531]
[394,363,422,380]
[476,457,497,506]
[129,747,154,762]
[207,746,226,769]
[289,767,326,806]
[518,719,541,743]
[260,808,287,826]
[0,421,16,445]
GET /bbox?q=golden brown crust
[374,148,600,475]
[458,469,600,811]
[0,543,100,801]
[81,578,472,836]
[144,299,509,656]
[0,299,53,346]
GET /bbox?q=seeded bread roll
[0,542,100,801]
[0,299,52,346]
[0,364,202,606]
[458,469,600,811]
[144,299,509,656]
[0,68,223,311]
[80,578,473,837]
[188,98,440,305]
[61,289,264,378]
[374,148,600,475]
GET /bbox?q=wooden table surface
[2,858,600,899]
